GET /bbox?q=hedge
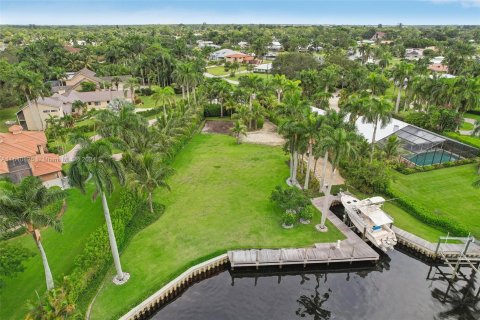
[385,187,469,236]
[393,157,479,175]
[204,103,222,117]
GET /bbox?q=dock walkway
[228,196,380,269]
[393,226,480,261]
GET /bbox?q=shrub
[271,185,310,213]
[137,108,162,118]
[385,187,469,236]
[135,87,155,96]
[204,103,222,117]
[341,160,390,194]
[393,157,478,174]
[256,117,264,129]
[300,205,314,221]
[282,212,297,226]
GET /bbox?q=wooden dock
[393,226,480,262]
[228,197,380,269]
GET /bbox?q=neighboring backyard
[0,185,122,320]
[389,164,480,238]
[90,133,344,320]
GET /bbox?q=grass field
[460,121,474,131]
[443,132,480,148]
[390,164,480,238]
[136,86,183,109]
[0,106,19,132]
[465,112,480,122]
[206,65,248,76]
[0,185,122,320]
[90,134,344,319]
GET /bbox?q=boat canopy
[365,196,385,205]
[368,211,393,226]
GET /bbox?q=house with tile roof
[0,125,62,183]
[225,53,254,64]
[52,68,131,94]
[17,90,131,131]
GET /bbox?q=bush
[341,160,390,194]
[204,103,222,117]
[137,108,162,118]
[135,87,155,96]
[282,212,297,226]
[271,185,310,213]
[300,205,314,221]
[256,117,264,129]
[385,187,469,236]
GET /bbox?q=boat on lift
[340,193,397,252]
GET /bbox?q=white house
[238,41,248,48]
[430,56,445,64]
[197,40,221,49]
[405,48,424,61]
[253,63,272,73]
[268,41,282,51]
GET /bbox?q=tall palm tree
[68,141,128,284]
[363,97,393,162]
[317,128,357,230]
[0,177,65,291]
[231,120,248,144]
[11,65,46,130]
[126,77,139,102]
[302,113,324,190]
[123,152,173,213]
[71,100,87,116]
[153,86,175,119]
[392,62,415,113]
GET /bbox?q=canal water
[151,207,479,320]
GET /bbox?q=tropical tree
[317,128,357,230]
[302,112,324,190]
[153,86,175,119]
[71,100,87,116]
[392,62,415,113]
[0,177,65,291]
[365,72,389,96]
[123,152,173,213]
[381,135,401,161]
[231,119,248,144]
[362,97,393,162]
[126,77,139,102]
[68,141,128,284]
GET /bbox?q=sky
[0,0,479,25]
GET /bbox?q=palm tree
[270,74,288,103]
[126,77,139,102]
[68,141,128,284]
[381,135,401,161]
[231,120,248,144]
[0,177,65,291]
[111,76,121,91]
[303,113,324,190]
[11,65,46,130]
[317,128,357,230]
[153,86,175,119]
[124,152,173,213]
[392,62,415,113]
[365,72,389,96]
[342,93,368,124]
[71,100,87,116]
[362,97,393,162]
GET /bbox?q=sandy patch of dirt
[241,120,285,146]
[202,120,234,134]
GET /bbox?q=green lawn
[136,86,183,109]
[229,72,271,82]
[443,132,480,148]
[0,185,122,320]
[90,134,344,320]
[390,164,480,238]
[0,106,19,132]
[460,121,474,131]
[465,112,480,122]
[206,65,248,76]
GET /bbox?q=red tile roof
[428,63,449,72]
[225,53,252,58]
[30,154,63,177]
[63,45,81,53]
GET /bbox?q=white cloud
[429,0,480,7]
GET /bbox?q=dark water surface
[151,249,479,320]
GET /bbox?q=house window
[88,102,92,105]
[43,110,50,113]
[94,102,100,106]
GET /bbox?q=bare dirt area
[241,120,285,146]
[202,119,234,134]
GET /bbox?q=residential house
[268,41,282,51]
[253,63,272,73]
[52,68,131,94]
[428,63,449,73]
[264,52,279,60]
[63,45,81,54]
[0,125,62,183]
[210,49,240,61]
[17,90,131,131]
[430,56,445,64]
[371,32,386,41]
[197,40,220,49]
[225,53,254,64]
[405,48,424,61]
[238,41,248,49]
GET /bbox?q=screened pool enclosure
[377,125,479,166]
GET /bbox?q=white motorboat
[340,193,397,252]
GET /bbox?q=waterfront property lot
[389,164,480,238]
[90,134,344,319]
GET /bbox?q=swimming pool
[406,150,459,166]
